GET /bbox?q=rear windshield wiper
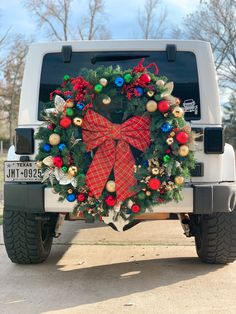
[91,54,150,64]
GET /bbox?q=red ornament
[148,178,161,190]
[105,195,116,207]
[77,193,86,202]
[59,116,72,128]
[47,124,55,131]
[158,100,170,113]
[175,131,189,144]
[53,156,63,168]
[139,73,151,83]
[131,204,141,213]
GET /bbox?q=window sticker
[183,99,198,115]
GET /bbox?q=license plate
[4,161,43,182]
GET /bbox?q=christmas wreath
[35,59,196,223]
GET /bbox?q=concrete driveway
[0,220,236,314]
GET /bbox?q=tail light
[204,127,224,154]
[15,128,34,155]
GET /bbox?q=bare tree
[182,0,236,91]
[223,93,236,148]
[24,0,111,41]
[0,36,29,144]
[138,0,167,39]
[78,0,111,40]
[24,0,72,41]
[0,13,11,70]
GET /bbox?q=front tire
[3,211,58,264]
[193,211,236,264]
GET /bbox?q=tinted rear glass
[39,51,200,120]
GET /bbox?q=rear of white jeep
[3,40,236,264]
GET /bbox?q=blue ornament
[66,194,76,202]
[76,102,85,110]
[114,76,124,87]
[135,87,144,96]
[161,123,172,133]
[42,143,51,153]
[58,143,66,151]
[142,160,149,167]
[66,95,72,99]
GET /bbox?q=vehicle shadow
[12,256,225,314]
[0,221,228,314]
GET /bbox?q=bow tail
[114,141,136,202]
[86,140,115,198]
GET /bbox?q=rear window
[39,51,200,120]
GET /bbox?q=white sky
[0,0,200,40]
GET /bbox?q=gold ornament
[146,100,158,112]
[68,166,78,177]
[102,96,111,105]
[174,176,185,185]
[178,145,189,157]
[99,78,108,87]
[152,168,159,175]
[147,90,155,97]
[172,107,184,118]
[166,137,174,145]
[106,180,116,193]
[156,79,165,87]
[146,191,151,196]
[49,133,61,146]
[73,117,83,126]
[66,99,74,108]
[170,131,175,137]
[67,188,73,194]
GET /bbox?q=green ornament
[61,166,68,173]
[137,191,146,200]
[66,108,74,117]
[124,73,132,83]
[64,74,70,81]
[154,94,162,102]
[94,84,103,93]
[163,155,171,163]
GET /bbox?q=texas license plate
[4,161,43,182]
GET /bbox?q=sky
[0,0,229,101]
[0,0,200,40]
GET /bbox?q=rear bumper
[4,182,236,214]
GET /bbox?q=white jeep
[3,40,236,264]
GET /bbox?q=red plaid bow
[82,110,151,202]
